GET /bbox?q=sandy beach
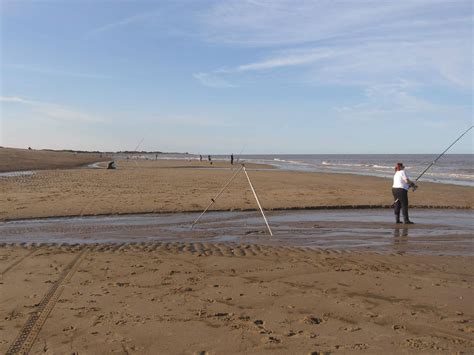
[0,156,472,221]
[1,244,473,354]
[1,150,473,353]
[0,148,110,173]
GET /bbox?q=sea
[130,153,474,187]
[240,154,473,187]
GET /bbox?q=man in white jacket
[392,163,417,224]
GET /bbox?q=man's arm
[402,171,418,190]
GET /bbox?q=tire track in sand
[6,248,88,355]
[1,248,37,277]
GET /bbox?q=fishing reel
[409,182,418,191]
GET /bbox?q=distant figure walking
[231,153,234,165]
[200,155,203,162]
[208,155,211,162]
[392,163,417,224]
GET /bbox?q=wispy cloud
[235,50,333,72]
[144,113,236,127]
[193,72,237,88]
[0,96,29,104]
[195,38,471,90]
[194,49,335,87]
[194,0,472,94]
[4,64,109,79]
[332,82,470,123]
[200,0,471,46]
[1,96,106,123]
[86,12,159,37]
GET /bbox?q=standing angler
[389,126,472,224]
[392,163,417,224]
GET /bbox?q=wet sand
[1,209,472,255]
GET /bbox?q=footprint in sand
[262,336,281,344]
[303,316,322,325]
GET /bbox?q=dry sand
[1,244,473,354]
[1,153,473,353]
[0,147,110,173]
[0,159,472,221]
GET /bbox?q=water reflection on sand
[0,209,472,255]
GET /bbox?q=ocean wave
[371,164,392,169]
[322,161,410,170]
[260,155,473,187]
[273,158,313,166]
[423,172,474,180]
[322,161,370,168]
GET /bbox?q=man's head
[395,162,404,171]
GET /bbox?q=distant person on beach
[230,153,234,165]
[392,163,417,224]
[200,155,203,162]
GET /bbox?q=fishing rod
[133,137,145,152]
[191,165,244,229]
[191,163,273,236]
[235,144,246,165]
[413,125,473,183]
[392,125,473,207]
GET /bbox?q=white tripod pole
[243,165,273,237]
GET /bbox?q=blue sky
[1,0,472,154]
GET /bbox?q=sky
[0,0,473,154]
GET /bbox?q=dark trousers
[392,188,409,222]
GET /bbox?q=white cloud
[4,64,109,79]
[195,37,472,91]
[0,96,30,104]
[194,0,472,94]
[333,84,470,123]
[200,0,470,46]
[142,113,236,127]
[193,72,237,88]
[86,12,160,37]
[194,48,338,87]
[235,50,333,72]
[1,96,106,123]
